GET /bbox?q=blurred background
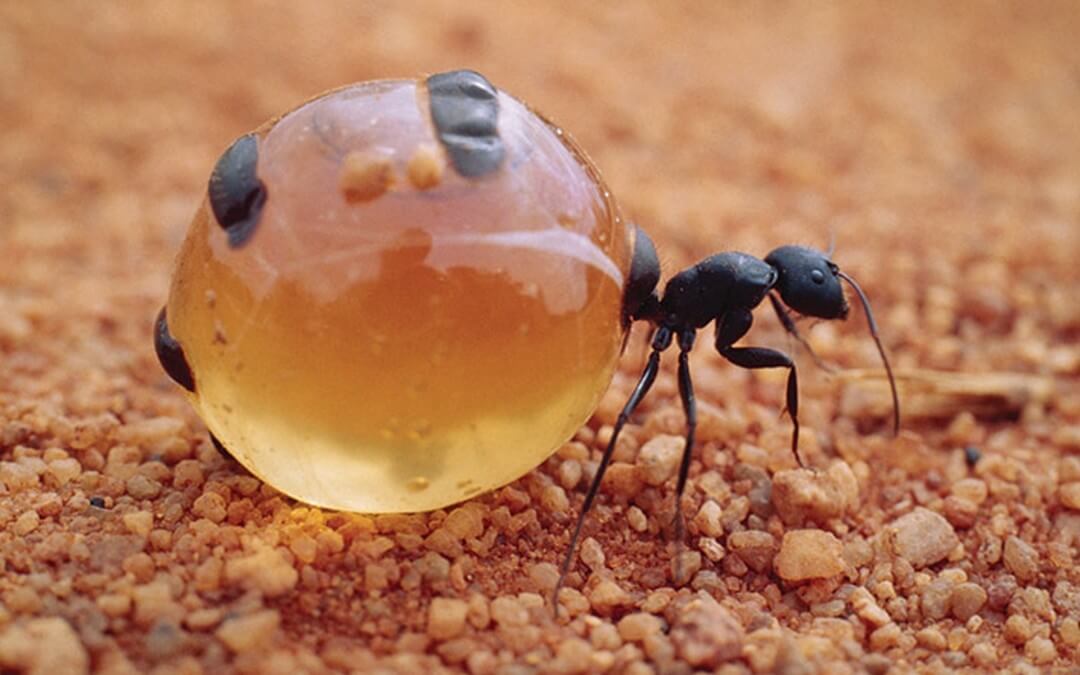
[3,0,1077,410]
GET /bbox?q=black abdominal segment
[154,307,195,392]
[622,225,661,325]
[427,70,505,178]
[208,134,267,248]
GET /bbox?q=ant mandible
[554,226,900,607]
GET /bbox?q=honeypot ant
[146,67,900,608]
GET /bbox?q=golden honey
[166,79,631,512]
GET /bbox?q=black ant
[553,227,900,609]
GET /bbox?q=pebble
[97,593,132,618]
[1002,536,1039,581]
[942,496,978,528]
[617,613,664,642]
[698,537,725,562]
[47,457,82,486]
[580,537,606,571]
[0,617,89,675]
[224,546,299,598]
[122,510,153,538]
[0,461,38,491]
[13,510,40,536]
[557,459,582,490]
[123,552,154,583]
[949,582,987,621]
[125,474,162,500]
[920,578,954,620]
[951,478,988,504]
[969,641,996,667]
[868,622,901,651]
[915,627,946,651]
[1058,482,1080,510]
[1004,614,1031,644]
[589,621,620,650]
[216,610,280,653]
[34,493,63,518]
[886,508,959,568]
[550,637,593,674]
[173,460,204,489]
[671,551,702,586]
[1059,617,1080,647]
[133,581,184,627]
[444,504,485,540]
[467,594,490,629]
[192,492,227,523]
[427,598,468,640]
[697,471,731,502]
[641,590,674,614]
[626,506,648,532]
[184,608,223,631]
[555,588,590,617]
[490,596,529,627]
[669,594,743,668]
[637,435,683,486]
[540,484,570,515]
[774,529,845,581]
[1012,586,1054,621]
[728,530,778,573]
[1061,456,1080,482]
[289,533,318,564]
[527,562,559,592]
[771,461,858,525]
[1024,636,1056,664]
[722,496,751,529]
[587,578,633,614]
[692,500,724,537]
[850,587,892,627]
[987,575,1017,610]
[603,462,643,498]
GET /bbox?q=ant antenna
[825,226,837,259]
[837,270,900,434]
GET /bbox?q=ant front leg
[767,293,834,373]
[715,309,805,467]
[553,325,673,613]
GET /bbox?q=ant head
[764,245,848,320]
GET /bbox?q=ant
[553,227,900,609]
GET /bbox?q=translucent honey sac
[166,78,632,512]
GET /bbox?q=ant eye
[810,269,825,285]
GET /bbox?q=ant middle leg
[672,329,697,543]
[715,310,804,467]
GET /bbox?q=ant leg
[718,345,803,467]
[672,330,696,543]
[715,311,803,466]
[768,293,834,373]
[553,326,673,614]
